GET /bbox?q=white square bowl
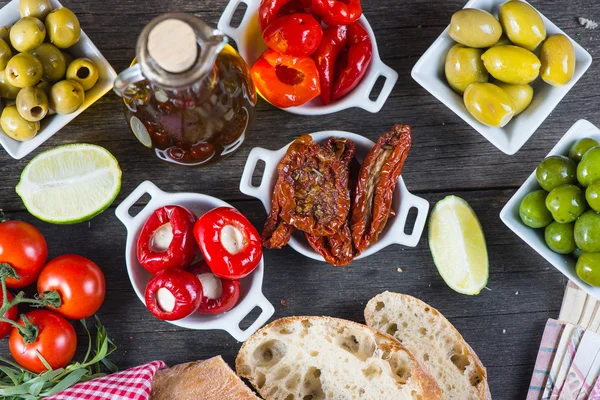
[411,0,592,155]
[0,0,117,160]
[500,119,600,298]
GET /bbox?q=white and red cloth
[46,361,167,400]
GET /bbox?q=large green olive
[575,211,600,253]
[0,105,39,141]
[577,147,600,187]
[481,45,541,84]
[445,44,488,94]
[66,58,99,91]
[0,26,11,43]
[49,79,84,114]
[463,82,515,127]
[10,17,46,53]
[546,184,586,223]
[449,8,503,48]
[0,70,20,98]
[570,138,599,162]
[20,0,52,20]
[519,190,553,228]
[31,43,67,82]
[45,8,80,49]
[498,0,546,51]
[5,53,43,88]
[545,221,576,254]
[536,155,577,192]
[0,38,12,71]
[540,34,576,87]
[586,181,600,212]
[577,253,600,287]
[16,86,48,122]
[494,81,533,116]
[492,34,512,47]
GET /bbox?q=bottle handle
[113,64,144,99]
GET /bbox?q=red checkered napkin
[46,361,167,400]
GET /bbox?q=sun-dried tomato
[306,223,354,266]
[350,125,412,253]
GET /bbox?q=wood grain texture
[0,0,597,398]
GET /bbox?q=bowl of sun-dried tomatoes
[239,126,430,266]
[217,0,398,115]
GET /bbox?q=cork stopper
[147,19,198,74]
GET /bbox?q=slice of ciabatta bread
[364,292,491,400]
[236,316,442,400]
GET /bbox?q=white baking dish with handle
[240,131,430,262]
[115,180,274,341]
[217,0,398,115]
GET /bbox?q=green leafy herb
[578,32,583,41]
[0,316,117,399]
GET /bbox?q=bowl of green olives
[501,119,600,298]
[0,0,117,159]
[412,0,592,155]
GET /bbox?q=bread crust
[365,292,491,400]
[236,316,442,400]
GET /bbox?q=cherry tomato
[312,0,362,26]
[263,14,323,57]
[137,206,198,274]
[145,269,202,321]
[0,291,18,339]
[0,221,47,288]
[9,310,76,373]
[194,207,262,280]
[37,255,106,320]
[251,49,320,108]
[188,261,241,314]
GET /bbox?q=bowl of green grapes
[501,119,600,297]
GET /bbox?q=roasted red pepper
[312,0,362,26]
[331,21,372,102]
[188,261,241,314]
[194,207,262,280]
[145,269,203,321]
[313,25,347,105]
[251,49,321,108]
[0,291,18,339]
[137,206,198,274]
[263,14,323,57]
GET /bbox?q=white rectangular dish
[412,0,592,155]
[500,119,600,299]
[0,0,117,160]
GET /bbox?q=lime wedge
[16,144,122,224]
[428,196,489,295]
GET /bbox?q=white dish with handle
[115,180,274,342]
[240,130,430,262]
[217,0,398,115]
[500,119,600,299]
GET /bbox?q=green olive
[498,0,546,51]
[449,8,503,48]
[586,180,600,212]
[5,53,43,88]
[492,34,512,47]
[45,8,80,49]
[519,190,553,228]
[575,211,600,253]
[546,184,587,223]
[463,82,515,127]
[540,34,576,87]
[481,45,541,84]
[10,16,46,53]
[569,138,599,162]
[577,147,600,187]
[577,253,600,287]
[31,43,67,82]
[16,86,48,122]
[536,155,577,192]
[493,82,533,116]
[0,104,39,141]
[66,58,99,91]
[0,26,11,43]
[0,39,12,71]
[0,70,20,98]
[445,44,488,94]
[49,79,84,114]
[20,0,52,19]
[545,221,576,254]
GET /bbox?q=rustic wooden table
[2,0,599,398]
